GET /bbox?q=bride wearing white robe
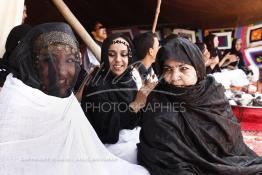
[0,75,149,175]
[0,22,149,175]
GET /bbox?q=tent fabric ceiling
[26,0,262,29]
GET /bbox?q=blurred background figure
[132,32,159,89]
[83,21,108,71]
[74,21,108,94]
[0,24,32,88]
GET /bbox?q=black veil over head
[156,37,206,82]
[9,22,81,98]
[2,24,32,67]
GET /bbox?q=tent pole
[51,0,101,61]
[152,0,162,33]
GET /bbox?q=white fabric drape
[211,69,250,89]
[105,127,141,164]
[0,0,24,57]
[0,74,149,175]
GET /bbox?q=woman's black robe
[138,77,262,175]
[81,71,140,144]
[138,37,262,175]
[81,34,140,144]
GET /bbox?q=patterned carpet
[242,130,262,156]
[231,105,262,155]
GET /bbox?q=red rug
[242,131,262,156]
[231,106,262,155]
[231,106,262,131]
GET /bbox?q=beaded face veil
[34,31,80,97]
[9,23,81,98]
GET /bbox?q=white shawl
[0,74,149,175]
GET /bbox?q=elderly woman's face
[163,59,197,87]
[108,37,129,76]
[37,44,78,97]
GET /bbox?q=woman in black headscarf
[138,37,262,175]
[223,38,252,75]
[203,33,221,74]
[81,33,153,163]
[81,34,138,143]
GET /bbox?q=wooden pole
[51,0,101,61]
[75,67,96,102]
[152,0,162,33]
